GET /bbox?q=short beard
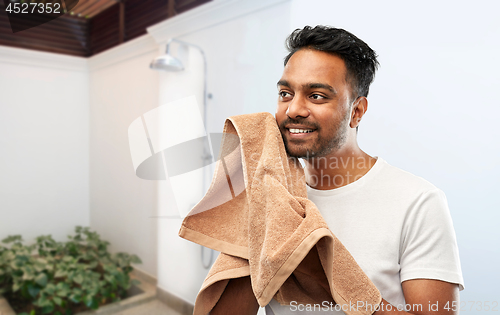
[280,111,350,159]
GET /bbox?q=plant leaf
[130,254,142,264]
[10,260,20,270]
[104,274,115,285]
[44,283,56,295]
[73,273,84,285]
[22,267,35,280]
[56,282,70,297]
[54,269,67,278]
[53,296,63,306]
[35,273,48,287]
[2,235,23,244]
[41,301,55,314]
[28,283,41,298]
[69,293,81,303]
[13,281,22,292]
[33,263,46,273]
[100,286,111,298]
[84,294,99,310]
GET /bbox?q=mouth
[286,127,316,139]
[288,128,314,134]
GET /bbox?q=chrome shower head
[150,53,184,71]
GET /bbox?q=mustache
[279,117,320,130]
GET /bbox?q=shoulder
[374,158,443,198]
[375,160,454,237]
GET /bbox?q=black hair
[284,26,379,99]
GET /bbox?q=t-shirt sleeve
[399,188,464,290]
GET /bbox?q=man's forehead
[282,50,347,81]
[286,49,346,68]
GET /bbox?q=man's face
[276,49,354,158]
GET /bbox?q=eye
[279,91,292,100]
[310,94,326,100]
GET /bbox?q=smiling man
[269,26,464,315]
[275,48,375,190]
[211,26,464,315]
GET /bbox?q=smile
[288,128,314,134]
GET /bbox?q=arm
[373,279,459,315]
[211,276,259,315]
[374,189,462,314]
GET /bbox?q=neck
[304,141,376,190]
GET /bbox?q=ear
[350,97,368,129]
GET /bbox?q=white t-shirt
[266,158,464,315]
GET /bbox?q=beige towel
[179,112,381,315]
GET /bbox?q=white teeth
[289,128,313,134]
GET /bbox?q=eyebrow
[277,80,336,94]
[277,80,291,88]
[307,83,335,94]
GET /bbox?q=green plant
[0,226,142,315]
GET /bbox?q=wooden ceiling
[70,0,118,19]
[0,0,211,57]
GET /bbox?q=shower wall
[87,35,160,278]
[0,46,90,243]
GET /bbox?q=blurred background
[1,0,499,311]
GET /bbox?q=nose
[286,95,310,119]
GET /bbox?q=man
[213,26,464,315]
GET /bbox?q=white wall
[88,35,160,277]
[0,34,161,278]
[148,0,291,304]
[291,0,500,303]
[0,46,90,243]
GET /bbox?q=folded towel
[179,112,381,315]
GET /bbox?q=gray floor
[115,299,183,315]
